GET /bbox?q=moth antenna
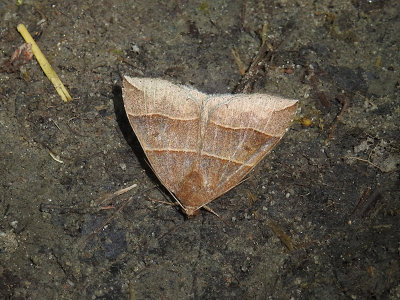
[202,205,230,226]
[237,176,250,186]
[168,191,186,212]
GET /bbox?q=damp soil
[1,0,399,299]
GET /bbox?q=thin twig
[78,196,134,249]
[95,183,138,206]
[17,24,72,102]
[234,30,293,94]
[345,156,384,172]
[328,95,349,139]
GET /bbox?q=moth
[122,76,298,216]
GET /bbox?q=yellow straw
[17,24,72,102]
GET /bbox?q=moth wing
[197,93,298,202]
[122,76,207,194]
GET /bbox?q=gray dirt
[1,0,399,299]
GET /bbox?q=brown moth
[122,76,298,216]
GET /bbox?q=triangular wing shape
[122,76,206,196]
[192,94,297,205]
[122,76,298,216]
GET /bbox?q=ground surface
[1,0,399,299]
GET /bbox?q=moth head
[183,206,201,217]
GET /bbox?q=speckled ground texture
[1,0,399,299]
